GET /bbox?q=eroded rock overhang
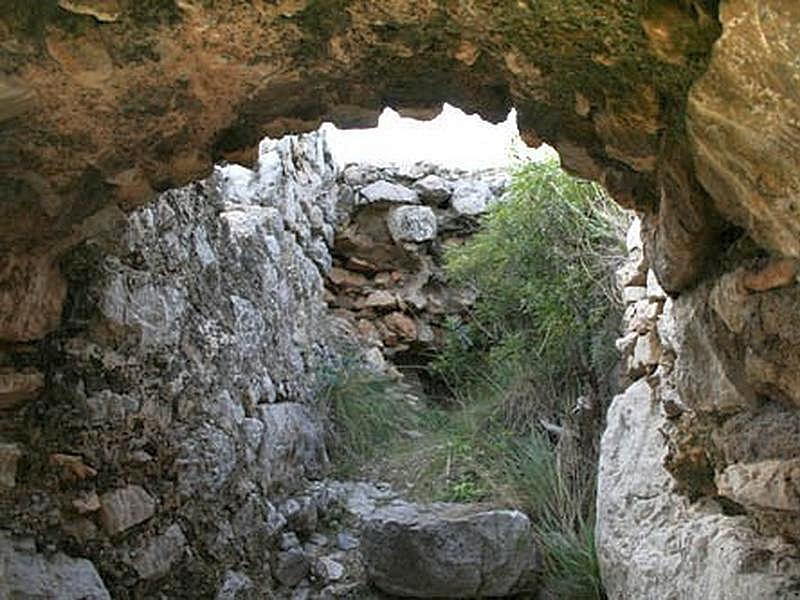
[3,0,797,341]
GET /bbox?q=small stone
[345,256,378,273]
[626,217,642,252]
[307,532,329,547]
[336,531,360,551]
[312,557,345,583]
[451,181,491,215]
[630,331,661,375]
[0,368,45,410]
[281,496,318,535]
[328,267,368,288]
[49,454,98,481]
[99,485,156,535]
[387,205,437,242]
[359,181,419,205]
[129,450,153,464]
[413,174,452,205]
[614,332,638,357]
[616,259,647,288]
[626,299,661,335]
[363,291,397,310]
[280,532,301,551]
[623,286,647,304]
[72,491,101,514]
[383,312,417,340]
[291,587,312,600]
[646,269,667,300]
[215,570,254,600]
[0,443,23,488]
[275,548,309,587]
[58,0,122,22]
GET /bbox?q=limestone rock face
[597,380,800,600]
[688,0,800,259]
[362,501,540,598]
[0,133,342,597]
[600,218,800,598]
[0,0,739,298]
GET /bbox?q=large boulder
[361,501,540,598]
[596,380,800,599]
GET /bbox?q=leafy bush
[429,159,625,598]
[436,158,625,410]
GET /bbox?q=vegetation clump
[325,159,626,598]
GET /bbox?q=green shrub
[435,158,625,407]
[428,159,624,598]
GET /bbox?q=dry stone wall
[0,132,516,599]
[327,163,509,374]
[0,133,348,598]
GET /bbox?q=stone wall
[327,163,508,375]
[0,132,515,598]
[0,133,345,598]
[597,219,800,599]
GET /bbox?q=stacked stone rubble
[326,163,508,364]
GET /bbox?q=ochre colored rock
[0,255,66,342]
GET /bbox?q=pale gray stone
[127,524,187,580]
[362,501,539,598]
[215,570,254,600]
[387,205,437,242]
[99,485,156,535]
[358,181,419,205]
[413,174,452,204]
[0,442,22,488]
[312,557,345,583]
[596,380,800,600]
[451,181,491,216]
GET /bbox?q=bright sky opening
[322,104,556,170]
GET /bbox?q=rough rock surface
[0,133,344,596]
[2,0,767,298]
[0,531,111,599]
[361,501,540,598]
[327,163,504,367]
[597,380,800,600]
[1,2,800,591]
[598,218,800,599]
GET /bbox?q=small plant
[318,355,422,474]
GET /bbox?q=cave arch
[4,0,783,318]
